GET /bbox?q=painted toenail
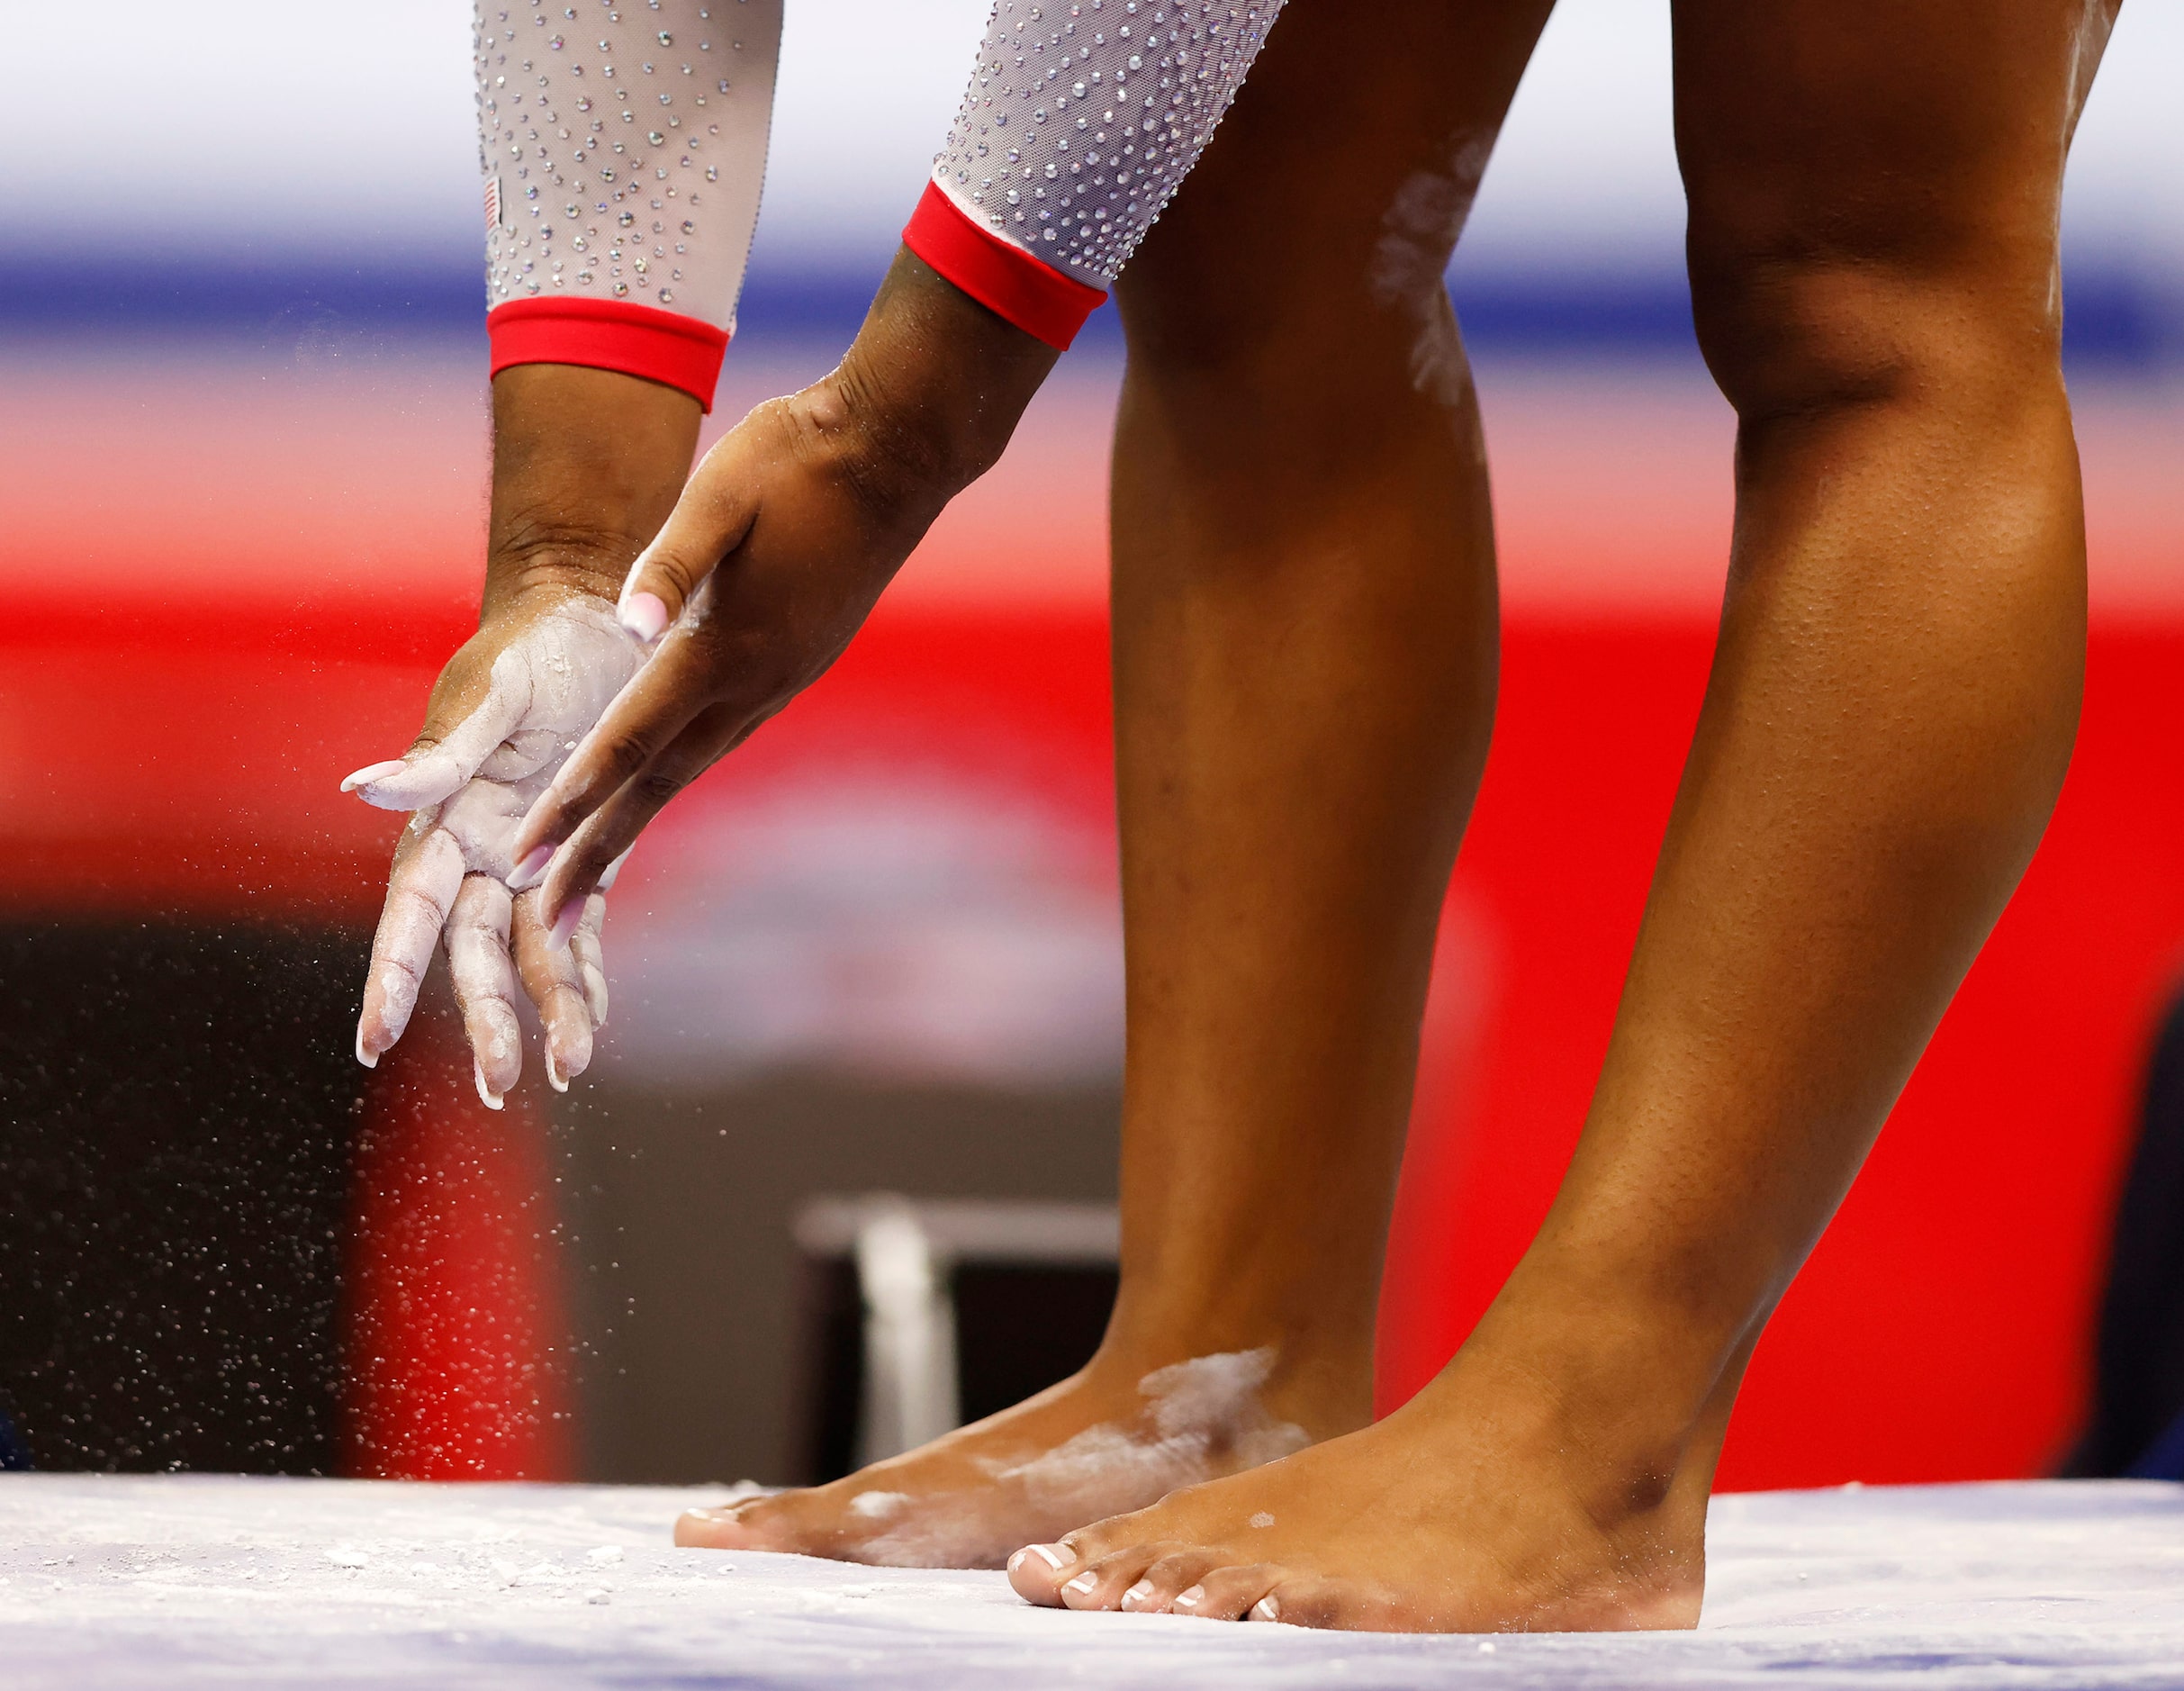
[1031,1543,1074,1570]
[1253,1596,1281,1622]
[1007,1551,1028,1574]
[1123,1580,1155,1605]
[1063,1572,1098,1596]
[1174,1586,1204,1607]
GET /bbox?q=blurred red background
[3,348,2178,1486]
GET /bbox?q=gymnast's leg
[1010,0,2113,1629]
[675,0,1553,1568]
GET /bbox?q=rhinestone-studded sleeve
[475,0,781,410]
[903,1,1282,348]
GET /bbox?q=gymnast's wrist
[825,246,1062,501]
[479,529,642,619]
[482,363,703,617]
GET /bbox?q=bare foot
[1004,1347,1710,1632]
[674,1345,1363,1569]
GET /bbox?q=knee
[1684,194,2062,427]
[1115,176,1469,403]
[1113,258,1469,444]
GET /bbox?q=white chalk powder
[3,1476,2181,1688]
[850,1349,1306,1569]
[991,1349,1308,1523]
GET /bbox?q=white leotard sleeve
[473,0,1275,393]
[903,1,1284,348]
[474,0,781,408]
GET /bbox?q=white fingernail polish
[619,591,669,644]
[474,1061,504,1111]
[545,1049,568,1093]
[508,845,553,890]
[598,846,633,891]
[1031,1544,1071,1570]
[355,1027,378,1070]
[1252,1596,1280,1622]
[340,759,406,794]
[1062,1572,1097,1596]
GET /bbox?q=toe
[1057,1542,1166,1611]
[1172,1561,1286,1622]
[1006,1537,1087,1605]
[673,1499,768,1549]
[1120,1550,1220,1614]
[1251,1575,1358,1630]
[1010,1496,1184,1607]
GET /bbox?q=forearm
[483,365,702,613]
[471,0,781,613]
[474,0,781,408]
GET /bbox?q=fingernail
[1174,1587,1203,1608]
[598,846,633,891]
[548,899,584,952]
[619,591,669,644]
[508,845,553,890]
[474,1060,505,1111]
[1062,1572,1097,1596]
[1030,1543,1074,1571]
[545,1047,568,1093]
[1252,1596,1280,1622]
[1122,1580,1155,1607]
[355,1026,378,1070]
[340,759,406,794]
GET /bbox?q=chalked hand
[344,592,638,1106]
[509,252,1061,947]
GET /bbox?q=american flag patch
[485,175,504,230]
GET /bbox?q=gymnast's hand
[344,365,702,1102]
[507,253,1060,940]
[344,590,639,1102]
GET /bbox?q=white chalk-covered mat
[3,1475,2180,1686]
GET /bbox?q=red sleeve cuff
[901,181,1107,351]
[486,297,729,411]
